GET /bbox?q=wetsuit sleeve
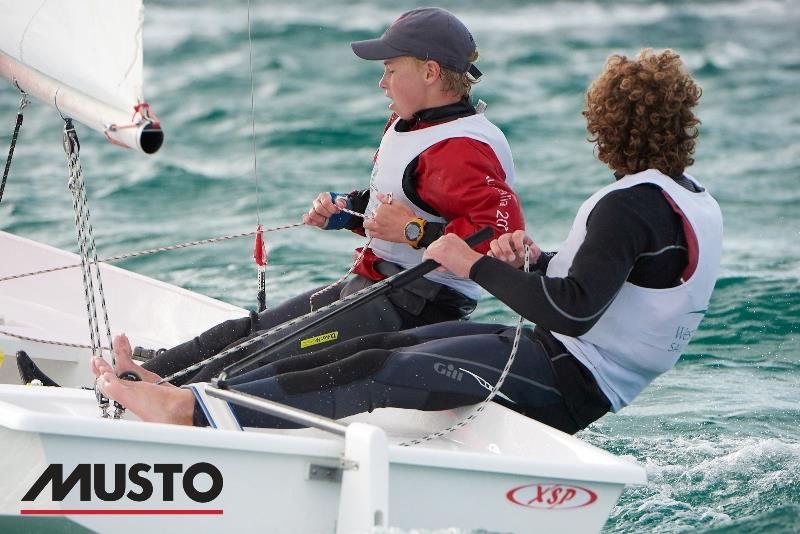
[468,189,655,336]
[533,251,555,273]
[411,137,525,254]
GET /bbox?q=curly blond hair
[583,49,701,179]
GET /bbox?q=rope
[1,92,28,205]
[308,237,371,311]
[0,223,303,352]
[245,0,261,224]
[0,329,110,351]
[399,246,531,447]
[245,1,267,313]
[308,197,384,310]
[63,119,117,417]
[64,119,113,360]
[0,223,303,283]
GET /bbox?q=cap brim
[351,38,407,60]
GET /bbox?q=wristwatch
[403,217,427,249]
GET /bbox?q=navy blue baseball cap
[351,7,482,79]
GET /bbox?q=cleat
[16,351,60,387]
[132,346,166,362]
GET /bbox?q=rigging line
[0,329,110,352]
[308,195,384,310]
[0,223,304,283]
[246,0,261,224]
[1,91,28,205]
[64,119,107,358]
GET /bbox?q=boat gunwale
[0,385,647,485]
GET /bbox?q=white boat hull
[0,385,646,533]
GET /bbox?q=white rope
[0,329,110,351]
[245,0,261,224]
[0,224,303,283]
[308,197,386,310]
[308,237,371,311]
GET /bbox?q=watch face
[405,221,422,241]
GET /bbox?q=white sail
[0,0,163,153]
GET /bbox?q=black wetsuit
[144,257,475,384]
[200,177,698,434]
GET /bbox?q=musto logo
[506,483,597,510]
[20,463,223,515]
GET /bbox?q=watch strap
[404,217,427,249]
[417,221,445,249]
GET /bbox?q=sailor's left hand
[423,233,483,278]
[303,192,347,228]
[363,193,415,243]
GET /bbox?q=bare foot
[96,370,195,426]
[89,334,165,384]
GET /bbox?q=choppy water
[1,1,799,532]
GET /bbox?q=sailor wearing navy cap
[132,7,524,393]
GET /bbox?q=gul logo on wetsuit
[506,483,598,509]
[20,462,223,514]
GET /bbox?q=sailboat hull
[0,385,645,533]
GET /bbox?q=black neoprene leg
[223,322,513,386]
[222,321,508,386]
[225,331,422,386]
[225,324,587,433]
[143,284,343,384]
[141,315,253,383]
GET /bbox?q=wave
[591,433,800,533]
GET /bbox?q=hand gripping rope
[307,193,390,311]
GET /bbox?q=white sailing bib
[366,112,515,299]
[548,170,723,411]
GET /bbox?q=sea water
[1,1,798,532]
